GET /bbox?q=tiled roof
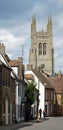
[9,60,22,67]
[33,69,54,90]
[0,52,21,80]
[0,60,11,70]
[9,59,24,79]
[47,76,63,93]
[0,51,26,84]
[25,74,34,80]
[5,54,10,62]
[0,60,3,65]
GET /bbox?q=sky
[0,0,63,73]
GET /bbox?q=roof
[0,47,27,86]
[27,69,54,90]
[0,51,21,80]
[5,54,10,62]
[9,60,22,66]
[0,60,12,70]
[47,76,63,93]
[25,74,34,80]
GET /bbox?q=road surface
[18,117,63,130]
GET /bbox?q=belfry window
[39,43,42,55]
[43,43,46,55]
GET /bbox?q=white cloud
[48,0,63,7]
[55,55,63,73]
[53,38,63,49]
[53,12,63,29]
[32,2,44,15]
[0,29,26,59]
[58,0,63,7]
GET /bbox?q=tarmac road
[0,117,63,130]
[18,117,63,130]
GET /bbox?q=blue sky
[0,0,63,73]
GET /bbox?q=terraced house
[0,43,27,124]
[0,44,16,124]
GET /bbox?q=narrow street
[18,117,63,130]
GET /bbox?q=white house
[9,58,27,122]
[25,68,54,118]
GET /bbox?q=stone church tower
[29,16,54,75]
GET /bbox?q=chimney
[18,57,23,63]
[0,43,5,54]
[27,64,33,70]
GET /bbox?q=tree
[25,81,36,105]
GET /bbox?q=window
[51,92,53,100]
[39,43,42,55]
[32,49,33,52]
[43,43,46,55]
[45,91,47,100]
[41,64,45,69]
[54,94,56,104]
[3,99,5,113]
[8,99,10,113]
[51,105,52,114]
[35,49,36,54]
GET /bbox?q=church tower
[29,16,54,75]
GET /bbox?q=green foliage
[25,81,36,105]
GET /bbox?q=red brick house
[47,71,63,116]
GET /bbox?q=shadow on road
[12,122,33,130]
[0,117,51,130]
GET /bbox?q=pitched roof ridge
[33,69,54,89]
[0,51,11,68]
[0,51,20,80]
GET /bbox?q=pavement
[0,118,43,130]
[0,121,31,130]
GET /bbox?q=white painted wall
[12,67,21,122]
[25,70,45,118]
[39,82,45,110]
[16,85,18,120]
[12,67,18,75]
